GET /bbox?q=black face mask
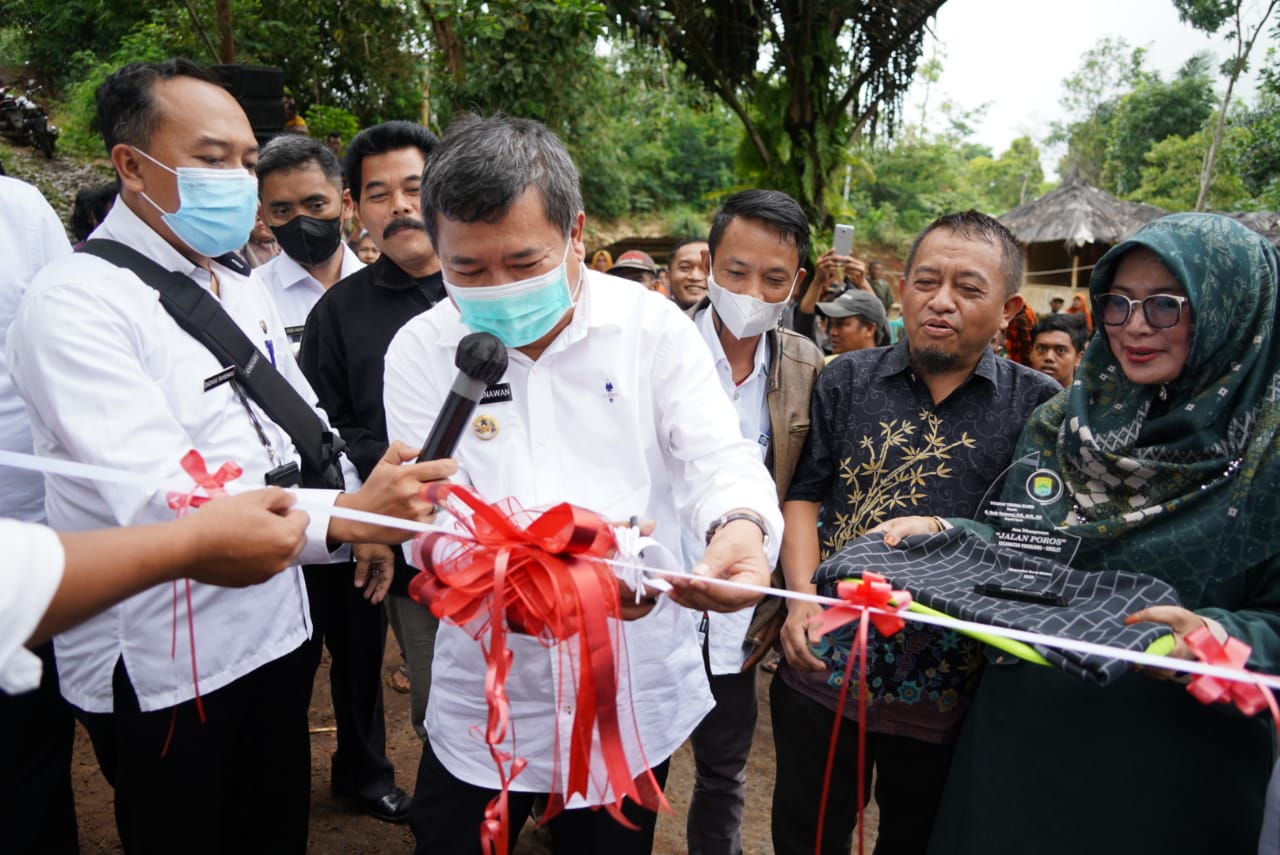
[270,214,343,267]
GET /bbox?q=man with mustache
[298,122,445,781]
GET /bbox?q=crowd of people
[1,55,1278,855]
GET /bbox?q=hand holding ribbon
[407,483,669,855]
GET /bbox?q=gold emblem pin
[472,414,498,440]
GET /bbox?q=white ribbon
[4,448,1278,693]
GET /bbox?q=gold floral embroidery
[823,409,976,556]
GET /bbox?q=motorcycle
[0,84,58,158]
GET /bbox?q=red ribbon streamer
[807,573,912,855]
[408,483,669,855]
[160,450,243,755]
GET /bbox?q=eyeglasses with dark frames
[1094,292,1190,329]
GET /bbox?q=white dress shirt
[0,176,72,523]
[256,242,364,351]
[7,200,350,714]
[690,305,772,675]
[0,520,64,693]
[384,268,782,803]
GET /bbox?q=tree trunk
[216,0,235,64]
[1195,75,1234,212]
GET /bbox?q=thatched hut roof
[1222,211,1280,248]
[999,169,1165,251]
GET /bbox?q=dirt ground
[70,641,879,854]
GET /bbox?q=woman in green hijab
[876,213,1280,854]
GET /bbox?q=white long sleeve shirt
[7,199,350,714]
[0,176,72,523]
[384,269,782,804]
[0,520,64,693]
[690,305,773,674]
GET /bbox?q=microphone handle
[417,374,489,462]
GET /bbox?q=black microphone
[417,332,509,462]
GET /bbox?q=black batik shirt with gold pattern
[782,340,1059,743]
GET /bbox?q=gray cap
[816,289,889,329]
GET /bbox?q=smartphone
[833,223,854,257]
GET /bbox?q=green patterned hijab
[1016,213,1280,603]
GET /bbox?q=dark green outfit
[929,214,1280,855]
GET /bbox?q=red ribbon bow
[408,484,668,855]
[809,573,912,855]
[161,450,243,755]
[1185,626,1279,722]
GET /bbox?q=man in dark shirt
[298,120,443,820]
[771,210,1059,855]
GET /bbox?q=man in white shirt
[0,174,78,855]
[684,189,824,855]
[254,134,364,354]
[254,131,411,823]
[385,114,781,855]
[7,59,450,853]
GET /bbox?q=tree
[1131,124,1251,209]
[608,0,948,229]
[967,136,1046,213]
[3,0,428,126]
[1100,53,1215,195]
[1049,38,1149,183]
[1173,0,1280,210]
[1050,46,1215,198]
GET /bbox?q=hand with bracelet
[667,508,771,612]
[867,514,947,548]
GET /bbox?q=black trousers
[78,645,313,855]
[301,561,395,799]
[0,641,78,854]
[769,675,955,855]
[410,734,671,855]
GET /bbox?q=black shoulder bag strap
[79,239,345,489]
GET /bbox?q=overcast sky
[903,0,1276,177]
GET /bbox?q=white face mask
[706,271,798,339]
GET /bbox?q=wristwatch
[704,510,770,548]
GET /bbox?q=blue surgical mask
[443,242,576,347]
[133,147,259,258]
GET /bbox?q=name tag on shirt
[203,366,237,392]
[284,325,305,344]
[481,383,513,404]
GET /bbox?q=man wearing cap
[607,249,659,290]
[816,289,889,359]
[685,188,824,855]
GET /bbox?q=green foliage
[1099,54,1215,195]
[423,0,607,129]
[302,104,359,144]
[1236,93,1280,205]
[54,19,195,156]
[1053,45,1214,197]
[1,0,156,89]
[609,0,948,228]
[835,113,1048,252]
[5,0,426,128]
[1131,124,1251,210]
